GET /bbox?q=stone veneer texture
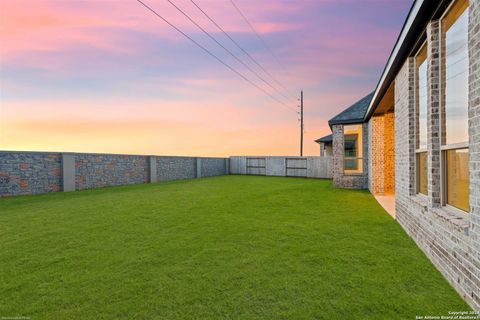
[1,152,228,196]
[201,158,227,178]
[156,156,197,181]
[0,152,62,196]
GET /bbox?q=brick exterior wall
[0,152,62,196]
[0,152,228,196]
[369,112,395,195]
[384,112,395,194]
[370,115,385,194]
[319,143,332,157]
[75,154,149,190]
[394,15,480,310]
[332,123,369,189]
[469,0,480,250]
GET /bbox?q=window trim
[343,125,363,174]
[439,0,470,213]
[414,41,428,195]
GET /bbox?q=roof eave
[364,0,447,121]
[328,119,365,129]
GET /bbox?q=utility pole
[300,90,304,157]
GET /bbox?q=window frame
[414,41,428,196]
[343,124,363,175]
[439,0,470,213]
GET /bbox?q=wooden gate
[285,157,307,177]
[246,157,266,175]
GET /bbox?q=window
[441,0,469,212]
[415,42,428,195]
[344,124,363,174]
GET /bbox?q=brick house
[314,134,332,157]
[320,0,480,310]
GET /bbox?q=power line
[229,0,296,99]
[136,0,295,113]
[189,0,294,103]
[166,0,292,106]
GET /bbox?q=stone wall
[394,16,480,310]
[76,154,149,190]
[157,156,196,182]
[0,152,228,197]
[0,152,62,196]
[332,123,369,189]
[201,157,228,178]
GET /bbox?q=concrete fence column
[196,157,202,178]
[225,158,229,175]
[62,153,75,192]
[149,156,157,183]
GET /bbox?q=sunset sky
[0,0,411,156]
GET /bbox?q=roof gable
[314,134,332,144]
[328,92,374,127]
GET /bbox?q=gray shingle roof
[314,134,332,144]
[328,92,374,127]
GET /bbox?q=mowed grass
[0,176,469,319]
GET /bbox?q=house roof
[314,134,332,144]
[364,0,451,121]
[328,92,374,128]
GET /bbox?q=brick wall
[0,152,228,197]
[384,112,395,194]
[370,115,385,194]
[468,0,480,250]
[332,124,369,189]
[369,112,395,195]
[395,16,480,310]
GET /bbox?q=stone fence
[229,156,333,179]
[0,152,333,197]
[0,151,228,197]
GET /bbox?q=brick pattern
[427,21,442,208]
[75,154,149,190]
[395,16,480,310]
[369,112,395,195]
[370,115,385,194]
[0,152,62,196]
[469,0,480,250]
[384,112,395,194]
[332,124,369,189]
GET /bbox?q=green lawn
[0,176,469,319]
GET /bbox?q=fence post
[62,153,76,192]
[149,156,157,183]
[196,157,202,178]
[225,158,229,175]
